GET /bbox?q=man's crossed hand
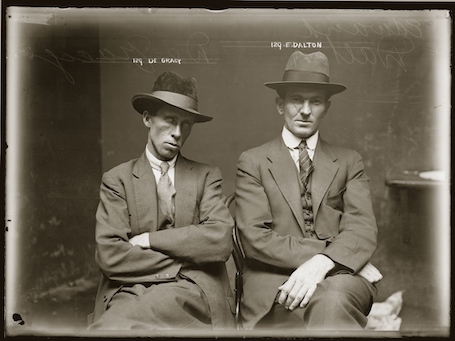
[276,255,382,311]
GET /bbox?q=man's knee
[303,274,375,329]
[308,276,360,313]
[317,274,376,303]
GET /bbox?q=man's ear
[323,100,331,118]
[143,110,151,127]
[275,97,284,115]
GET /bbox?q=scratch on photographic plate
[9,12,55,25]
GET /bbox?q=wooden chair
[225,193,245,329]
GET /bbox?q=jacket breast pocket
[326,187,346,211]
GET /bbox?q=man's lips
[165,142,179,149]
[296,120,312,125]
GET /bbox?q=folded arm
[95,173,179,283]
[131,167,234,264]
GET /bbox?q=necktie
[298,140,314,190]
[157,161,176,225]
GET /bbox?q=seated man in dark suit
[88,71,235,330]
[235,51,382,330]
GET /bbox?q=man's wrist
[313,254,335,271]
[144,232,151,248]
[129,232,151,249]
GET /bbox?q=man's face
[276,86,331,139]
[143,105,195,161]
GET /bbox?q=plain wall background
[5,7,450,331]
[6,10,103,327]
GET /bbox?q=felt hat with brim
[132,71,212,123]
[264,51,347,96]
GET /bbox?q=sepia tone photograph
[4,5,451,338]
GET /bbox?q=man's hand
[358,262,383,283]
[277,254,335,311]
[129,232,150,249]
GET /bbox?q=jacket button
[165,274,170,278]
[155,274,160,279]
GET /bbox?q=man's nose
[300,101,311,115]
[171,124,182,139]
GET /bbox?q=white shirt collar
[145,144,177,171]
[281,126,319,151]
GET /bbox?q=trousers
[255,274,377,330]
[88,274,212,330]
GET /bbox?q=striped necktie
[157,161,176,225]
[298,140,314,190]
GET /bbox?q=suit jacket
[90,153,235,329]
[235,135,377,328]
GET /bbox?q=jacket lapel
[311,138,339,218]
[174,155,197,228]
[132,153,159,233]
[268,136,306,232]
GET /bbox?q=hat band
[151,91,198,111]
[282,70,329,83]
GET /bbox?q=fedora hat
[264,51,346,96]
[132,71,212,123]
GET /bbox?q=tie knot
[298,140,308,149]
[160,161,170,174]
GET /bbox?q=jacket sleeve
[320,151,378,273]
[147,167,234,264]
[95,172,180,284]
[235,151,328,271]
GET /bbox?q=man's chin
[293,130,314,139]
[155,149,179,161]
